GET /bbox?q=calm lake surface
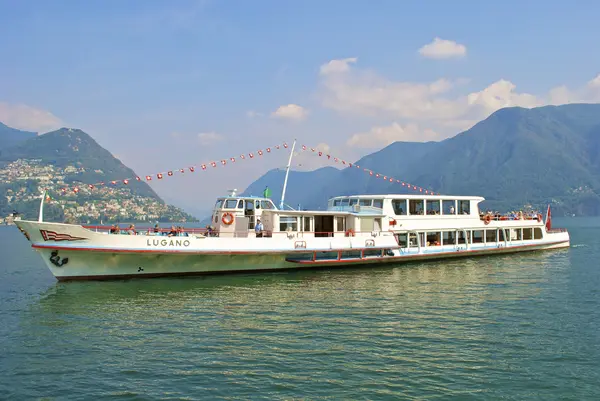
[1,217,599,400]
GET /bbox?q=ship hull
[15,220,570,281]
[32,236,569,281]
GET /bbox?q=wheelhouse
[210,190,278,235]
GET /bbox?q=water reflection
[32,251,566,320]
[8,245,595,400]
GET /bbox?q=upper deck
[328,194,485,218]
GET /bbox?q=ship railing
[481,215,543,222]
[547,228,568,233]
[82,225,209,236]
[81,225,391,238]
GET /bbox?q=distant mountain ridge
[0,124,197,222]
[241,166,341,208]
[242,103,600,216]
[0,122,37,151]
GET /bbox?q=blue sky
[2,0,600,216]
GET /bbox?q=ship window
[340,250,362,259]
[333,199,341,206]
[349,198,358,206]
[224,199,238,209]
[426,232,441,246]
[335,217,345,232]
[261,200,273,209]
[443,231,456,245]
[458,200,470,215]
[426,200,441,215]
[280,216,298,232]
[215,199,224,209]
[486,229,497,243]
[408,233,418,247]
[303,216,312,232]
[316,251,338,260]
[499,229,506,242]
[340,198,350,206]
[409,199,424,215]
[373,199,384,208]
[359,199,372,206]
[363,249,382,258]
[392,199,407,215]
[457,231,467,244]
[472,230,484,244]
[534,228,543,239]
[523,228,533,240]
[396,233,408,247]
[442,200,455,214]
[237,200,244,209]
[511,228,522,241]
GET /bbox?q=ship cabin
[212,193,547,242]
[210,190,278,236]
[211,189,390,238]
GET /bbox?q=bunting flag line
[297,144,439,195]
[47,140,437,196]
[52,141,292,194]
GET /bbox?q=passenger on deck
[255,218,264,238]
[109,224,118,234]
[153,224,160,235]
[127,224,136,235]
[167,225,177,237]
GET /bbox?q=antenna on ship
[279,139,296,210]
[38,189,46,222]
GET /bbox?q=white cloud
[319,57,357,75]
[0,102,63,132]
[467,79,542,113]
[197,132,223,145]
[546,74,600,104]
[418,38,467,59]
[347,123,439,148]
[319,60,468,120]
[271,104,308,121]
[318,58,600,142]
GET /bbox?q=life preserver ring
[345,228,355,237]
[484,215,492,225]
[222,212,234,225]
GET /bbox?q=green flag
[263,186,272,198]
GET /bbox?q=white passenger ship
[15,190,569,281]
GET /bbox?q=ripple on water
[1,222,600,400]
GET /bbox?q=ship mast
[279,139,296,210]
[38,189,46,222]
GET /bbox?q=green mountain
[0,125,197,223]
[0,127,159,199]
[0,122,37,151]
[243,103,600,216]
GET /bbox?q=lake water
[1,217,599,400]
